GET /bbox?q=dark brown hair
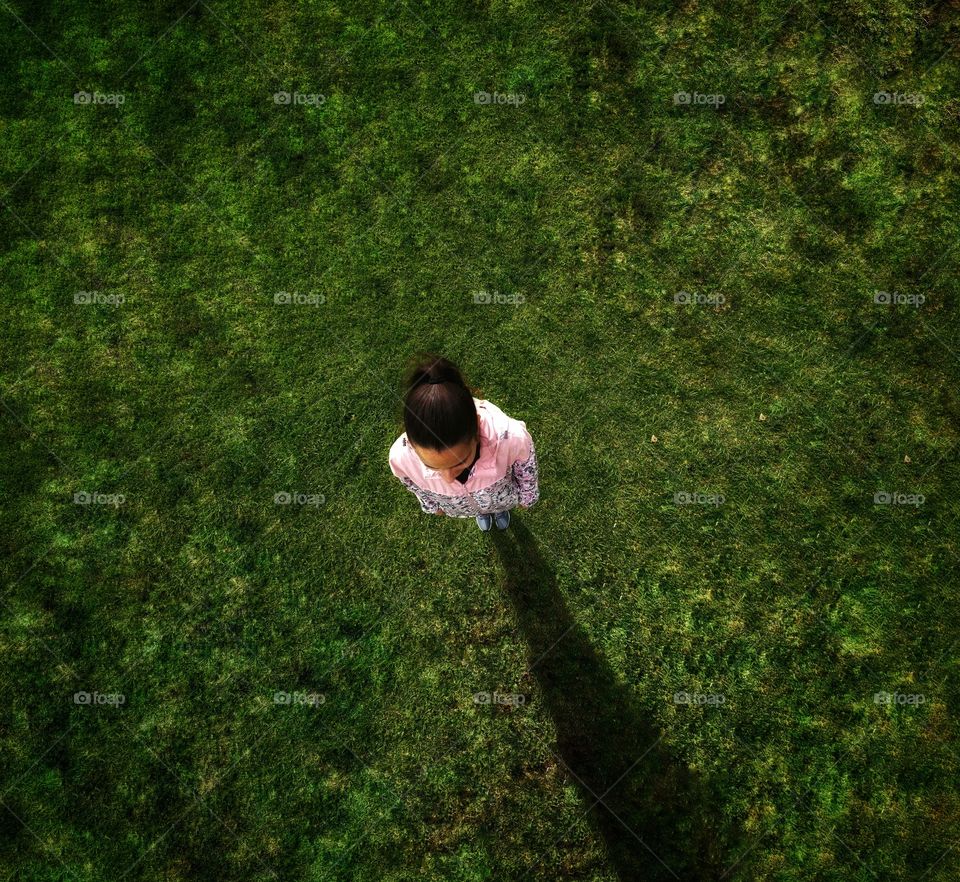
[402,354,478,451]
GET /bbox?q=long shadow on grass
[492,519,741,881]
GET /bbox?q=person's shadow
[491,518,745,881]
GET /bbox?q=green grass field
[2,1,959,879]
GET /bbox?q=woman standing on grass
[388,355,539,531]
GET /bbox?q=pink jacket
[389,398,540,517]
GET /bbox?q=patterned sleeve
[511,438,540,508]
[398,475,441,514]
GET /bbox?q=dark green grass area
[2,0,960,879]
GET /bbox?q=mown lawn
[1,1,959,879]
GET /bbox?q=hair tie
[425,376,444,384]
